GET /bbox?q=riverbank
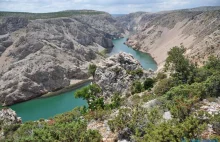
[0,79,92,107]
[40,79,92,98]
[111,37,157,71]
[124,39,160,70]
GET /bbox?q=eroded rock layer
[0,11,121,105]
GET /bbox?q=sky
[0,0,220,14]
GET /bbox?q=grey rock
[0,17,28,35]
[142,99,161,109]
[0,13,121,106]
[163,111,172,120]
[0,108,22,125]
[94,52,154,99]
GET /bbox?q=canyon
[0,7,220,106]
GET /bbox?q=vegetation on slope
[0,10,105,20]
[1,46,220,141]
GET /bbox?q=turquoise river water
[5,37,157,122]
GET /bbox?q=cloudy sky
[0,0,220,14]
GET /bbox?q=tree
[88,64,97,78]
[75,84,103,110]
[164,45,196,84]
[205,55,220,70]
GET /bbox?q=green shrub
[88,64,97,78]
[143,78,154,90]
[154,78,175,96]
[127,68,143,77]
[131,81,144,94]
[156,72,167,81]
[75,84,103,110]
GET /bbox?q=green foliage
[204,73,220,97]
[75,84,103,110]
[84,107,111,121]
[154,78,175,96]
[131,81,144,94]
[108,107,149,139]
[2,124,20,136]
[142,115,207,142]
[4,108,102,142]
[165,83,203,120]
[164,45,196,84]
[88,64,97,78]
[127,68,143,77]
[7,121,101,142]
[108,93,121,109]
[156,72,167,81]
[53,107,85,123]
[98,49,108,57]
[205,55,220,70]
[143,78,154,90]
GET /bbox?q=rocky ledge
[94,52,154,99]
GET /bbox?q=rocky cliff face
[0,11,121,106]
[117,8,220,69]
[94,52,154,99]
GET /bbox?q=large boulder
[94,52,154,99]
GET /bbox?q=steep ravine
[0,11,122,106]
[116,8,220,70]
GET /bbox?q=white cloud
[0,0,219,13]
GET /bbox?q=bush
[127,68,143,77]
[143,78,154,90]
[131,81,144,94]
[204,73,220,97]
[88,64,97,78]
[154,78,175,96]
[75,84,103,110]
[165,83,203,120]
[156,72,167,81]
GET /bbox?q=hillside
[116,9,220,70]
[1,49,220,141]
[0,10,122,106]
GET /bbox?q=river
[110,38,157,70]
[7,37,157,122]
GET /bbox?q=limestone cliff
[94,52,154,99]
[0,11,121,105]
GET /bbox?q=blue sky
[0,0,220,14]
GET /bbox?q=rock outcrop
[0,108,22,125]
[0,108,21,140]
[116,8,220,69]
[0,11,122,105]
[94,52,154,99]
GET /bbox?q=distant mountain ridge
[116,6,220,69]
[0,10,106,20]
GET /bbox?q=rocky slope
[94,52,154,100]
[0,11,122,106]
[116,7,220,69]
